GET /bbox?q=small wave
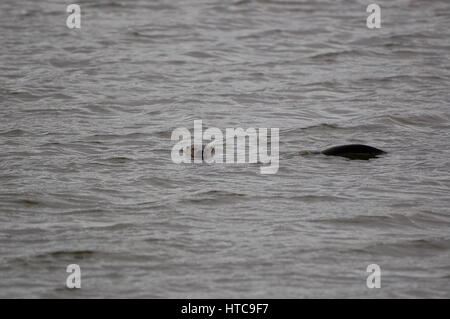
[362,237,450,257]
[282,124,339,135]
[196,190,246,197]
[283,194,347,202]
[89,156,134,166]
[183,51,217,59]
[309,50,363,60]
[89,1,125,9]
[311,214,422,229]
[44,250,96,258]
[9,250,98,266]
[369,112,450,130]
[0,129,28,137]
[180,190,247,205]
[84,223,135,231]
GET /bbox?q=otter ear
[203,140,222,163]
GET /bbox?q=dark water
[1,0,449,298]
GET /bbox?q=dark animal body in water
[321,144,386,160]
[185,143,385,161]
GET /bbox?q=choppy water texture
[1,0,449,298]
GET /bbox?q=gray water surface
[1,0,450,298]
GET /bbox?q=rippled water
[1,0,449,298]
